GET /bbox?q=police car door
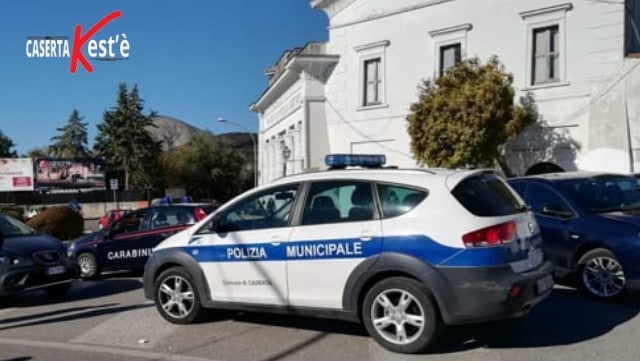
[287,181,382,309]
[98,209,150,270]
[192,184,299,305]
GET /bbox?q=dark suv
[0,213,77,297]
[68,204,213,279]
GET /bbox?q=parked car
[143,154,552,354]
[0,213,77,297]
[68,204,213,279]
[508,172,640,300]
[98,209,127,230]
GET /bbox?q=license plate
[536,274,554,294]
[46,266,66,275]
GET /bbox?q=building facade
[253,0,640,184]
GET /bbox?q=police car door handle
[570,233,580,240]
[271,236,282,246]
[359,233,373,242]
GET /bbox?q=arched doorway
[525,162,565,176]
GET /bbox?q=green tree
[0,130,17,157]
[49,109,90,158]
[24,147,50,159]
[94,83,162,191]
[407,57,538,176]
[163,132,250,201]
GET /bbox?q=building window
[439,43,461,76]
[532,26,559,85]
[355,40,389,110]
[428,24,472,79]
[520,3,572,88]
[363,58,382,106]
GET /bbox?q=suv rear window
[452,173,524,216]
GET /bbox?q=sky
[0,0,328,155]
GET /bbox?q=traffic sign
[109,178,119,190]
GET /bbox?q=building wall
[316,0,634,173]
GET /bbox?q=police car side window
[302,181,375,225]
[377,184,427,218]
[110,210,146,236]
[216,184,299,233]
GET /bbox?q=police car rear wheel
[155,267,203,324]
[362,277,440,354]
[77,253,99,279]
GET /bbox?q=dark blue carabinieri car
[68,204,214,279]
[508,172,640,300]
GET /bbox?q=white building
[252,0,640,184]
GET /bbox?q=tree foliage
[0,130,16,157]
[407,57,538,176]
[25,147,50,159]
[163,132,251,201]
[94,83,162,191]
[49,109,90,158]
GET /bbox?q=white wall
[317,0,633,173]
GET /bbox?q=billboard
[0,158,34,192]
[35,158,106,191]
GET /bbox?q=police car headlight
[0,252,28,266]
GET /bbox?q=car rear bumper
[0,261,78,296]
[437,260,554,325]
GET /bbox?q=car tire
[44,282,72,297]
[362,277,440,354]
[77,253,100,279]
[578,248,626,300]
[154,267,203,324]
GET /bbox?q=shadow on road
[430,287,640,353]
[0,303,151,332]
[0,277,142,308]
[201,287,640,355]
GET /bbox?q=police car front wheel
[154,267,203,324]
[362,277,440,354]
[77,253,100,279]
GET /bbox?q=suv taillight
[462,221,516,248]
[194,207,208,221]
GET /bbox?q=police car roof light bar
[325,154,386,169]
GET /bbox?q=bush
[26,205,84,240]
[0,204,25,222]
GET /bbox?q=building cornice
[428,23,473,37]
[325,0,456,30]
[251,54,339,113]
[354,40,390,52]
[519,3,573,19]
[310,0,359,18]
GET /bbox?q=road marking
[0,337,225,361]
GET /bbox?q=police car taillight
[194,207,208,221]
[462,221,516,248]
[325,154,386,169]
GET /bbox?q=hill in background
[148,115,255,158]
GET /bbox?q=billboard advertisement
[0,158,34,192]
[35,158,106,191]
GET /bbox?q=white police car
[143,155,553,354]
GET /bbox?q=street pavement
[0,276,639,361]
